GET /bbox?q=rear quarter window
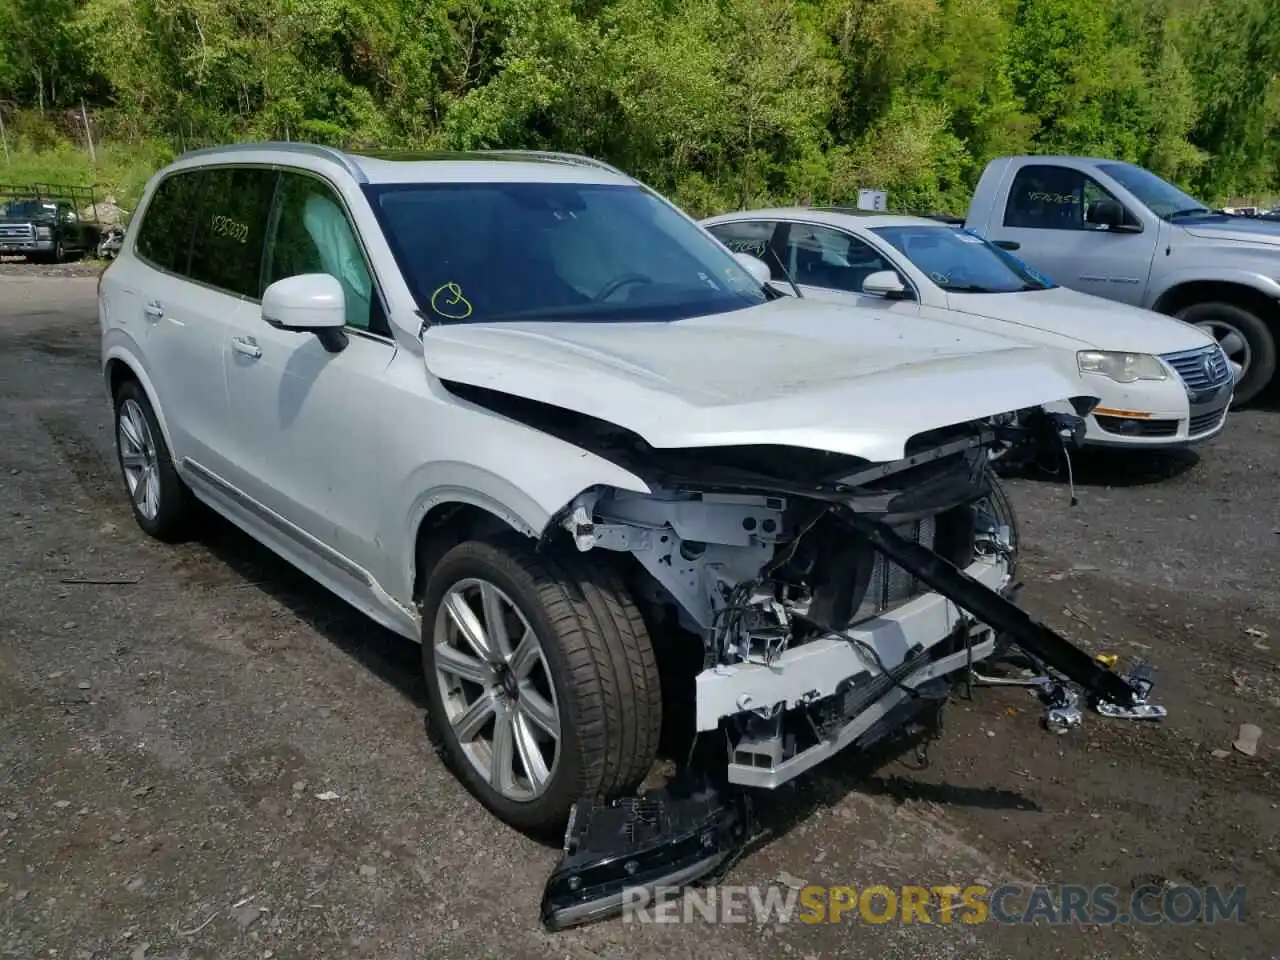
[133,171,203,274]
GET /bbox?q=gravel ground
[1,268,1277,959]
[0,255,105,279]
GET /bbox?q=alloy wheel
[432,578,562,802]
[117,398,161,521]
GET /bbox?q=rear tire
[418,535,662,833]
[112,379,193,542]
[1176,301,1276,406]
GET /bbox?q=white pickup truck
[962,156,1280,405]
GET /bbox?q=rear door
[126,169,235,475]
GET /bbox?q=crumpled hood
[1181,217,1280,247]
[946,286,1214,353]
[422,298,1095,463]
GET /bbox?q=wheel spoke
[435,642,495,685]
[451,690,496,742]
[479,582,511,657]
[128,405,150,454]
[513,710,550,789]
[143,468,160,517]
[518,685,560,740]
[508,628,540,680]
[443,590,495,662]
[118,411,143,451]
[132,465,151,507]
[120,450,146,470]
[1220,331,1247,358]
[490,708,517,793]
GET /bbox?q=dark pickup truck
[0,184,104,263]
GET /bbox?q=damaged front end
[538,406,1162,930]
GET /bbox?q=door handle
[231,336,262,359]
[143,301,164,320]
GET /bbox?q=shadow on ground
[187,508,1039,860]
[1001,446,1201,488]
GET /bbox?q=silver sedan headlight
[1076,350,1169,383]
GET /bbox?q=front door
[221,168,396,572]
[982,163,1159,306]
[776,221,929,321]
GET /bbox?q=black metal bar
[841,511,1139,707]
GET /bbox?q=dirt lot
[1,268,1277,960]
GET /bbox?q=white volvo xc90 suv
[99,143,1112,835]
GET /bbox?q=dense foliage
[1,0,1277,212]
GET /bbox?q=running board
[840,510,1140,708]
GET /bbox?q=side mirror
[733,252,773,286]
[1087,199,1142,233]
[262,273,348,353]
[862,270,909,299]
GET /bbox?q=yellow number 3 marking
[430,282,473,320]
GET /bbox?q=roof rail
[175,141,369,183]
[481,149,628,178]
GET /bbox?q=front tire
[418,536,661,834]
[1176,301,1276,406]
[112,380,193,542]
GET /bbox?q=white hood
[946,286,1214,354]
[423,298,1094,463]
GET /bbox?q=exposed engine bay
[524,404,1165,930]
[439,380,1164,931]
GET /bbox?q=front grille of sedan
[1160,344,1233,391]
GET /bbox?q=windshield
[1,200,58,221]
[363,181,768,324]
[1096,163,1209,219]
[871,225,1053,294]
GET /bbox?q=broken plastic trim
[540,780,747,931]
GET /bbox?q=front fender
[382,431,652,606]
[1149,267,1280,309]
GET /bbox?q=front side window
[1003,165,1138,231]
[265,173,376,330]
[706,220,781,278]
[187,167,279,298]
[364,181,768,324]
[134,171,203,275]
[872,224,1053,294]
[783,223,895,294]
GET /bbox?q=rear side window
[187,167,280,298]
[134,171,202,274]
